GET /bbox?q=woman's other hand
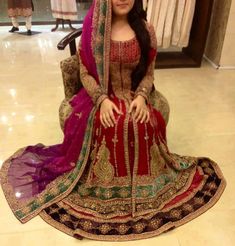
[129,95,150,123]
[100,98,122,128]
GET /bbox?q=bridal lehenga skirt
[0,90,226,241]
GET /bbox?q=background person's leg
[9,17,19,32]
[25,16,32,35]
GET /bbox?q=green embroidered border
[74,171,179,200]
[14,109,97,220]
[94,0,107,88]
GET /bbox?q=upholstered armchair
[57,28,170,131]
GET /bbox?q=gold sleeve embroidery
[134,58,155,102]
[134,23,157,102]
[78,43,108,106]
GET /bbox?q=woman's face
[111,0,135,17]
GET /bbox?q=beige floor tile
[0,229,180,246]
[176,210,235,246]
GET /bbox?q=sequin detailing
[93,137,115,184]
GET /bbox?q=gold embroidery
[144,122,150,175]
[206,182,217,190]
[113,98,122,176]
[70,162,76,167]
[149,218,162,229]
[78,47,107,105]
[99,224,112,234]
[103,189,113,199]
[204,167,214,175]
[194,197,204,205]
[170,209,182,219]
[140,188,150,198]
[118,188,129,198]
[182,204,194,212]
[75,112,83,119]
[144,135,149,140]
[60,214,71,223]
[81,220,93,231]
[133,222,146,233]
[86,141,98,185]
[117,224,129,234]
[48,206,60,214]
[95,187,102,197]
[93,137,114,184]
[203,190,212,196]
[64,168,192,218]
[112,136,118,144]
[78,184,90,197]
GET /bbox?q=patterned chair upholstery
[57,29,170,132]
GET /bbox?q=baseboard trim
[203,55,235,70]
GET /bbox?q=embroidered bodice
[79,23,157,106]
[109,38,140,101]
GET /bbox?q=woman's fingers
[113,104,122,115]
[103,113,111,127]
[101,100,150,127]
[109,110,116,126]
[100,112,115,128]
[133,106,141,119]
[135,108,150,124]
[100,114,106,128]
[140,111,147,124]
[142,110,150,124]
[106,112,114,127]
[145,111,150,123]
[135,109,144,123]
[102,115,109,128]
[129,101,136,113]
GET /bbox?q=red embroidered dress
[38,28,225,240]
[0,1,226,241]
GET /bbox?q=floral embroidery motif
[93,137,115,184]
[118,188,130,198]
[75,112,83,119]
[117,224,129,234]
[99,224,112,234]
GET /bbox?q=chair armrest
[149,90,170,125]
[57,28,83,55]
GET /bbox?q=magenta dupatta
[0,0,112,223]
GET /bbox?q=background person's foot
[9,26,19,33]
[27,30,32,35]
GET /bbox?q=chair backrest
[57,28,82,56]
[60,55,83,100]
[57,28,84,99]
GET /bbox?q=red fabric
[164,169,204,208]
[148,48,157,65]
[110,39,141,63]
[91,94,166,178]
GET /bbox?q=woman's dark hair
[127,0,152,91]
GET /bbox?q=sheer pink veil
[0,0,112,223]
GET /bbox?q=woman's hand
[129,95,150,123]
[100,98,122,128]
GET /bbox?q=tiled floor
[0,25,234,245]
